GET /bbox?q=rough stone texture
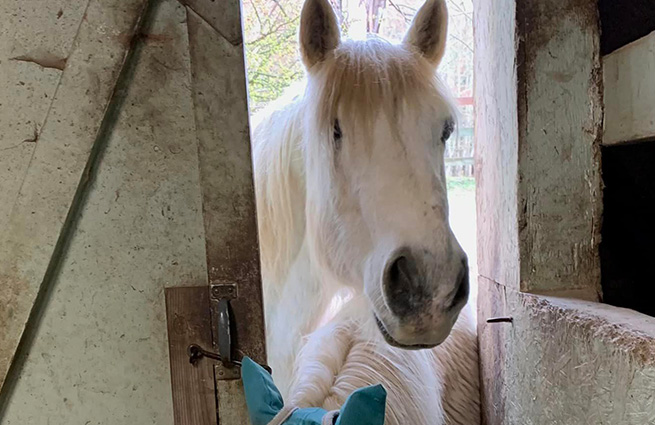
[0,0,88,231]
[473,0,520,290]
[603,30,655,145]
[515,0,603,298]
[478,278,655,425]
[0,0,149,391]
[1,0,207,423]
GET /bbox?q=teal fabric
[242,357,284,424]
[335,384,386,425]
[242,357,386,425]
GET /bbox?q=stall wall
[475,0,655,423]
[0,0,250,422]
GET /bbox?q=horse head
[299,0,468,349]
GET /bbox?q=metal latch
[187,282,271,379]
[210,282,240,380]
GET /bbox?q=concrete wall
[0,0,252,422]
[475,1,655,423]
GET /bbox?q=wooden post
[166,1,266,424]
[166,287,219,425]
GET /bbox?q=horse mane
[251,87,307,286]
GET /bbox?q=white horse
[251,0,480,422]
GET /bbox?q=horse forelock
[305,38,455,137]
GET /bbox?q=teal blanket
[241,357,387,425]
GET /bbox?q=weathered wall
[0,0,208,422]
[475,0,655,423]
[479,279,655,425]
[0,0,150,390]
[0,0,257,422]
[0,0,88,232]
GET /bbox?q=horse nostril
[387,256,409,299]
[451,263,469,308]
[388,256,409,287]
[384,253,424,316]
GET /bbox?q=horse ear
[403,0,448,67]
[299,0,341,69]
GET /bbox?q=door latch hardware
[187,344,272,374]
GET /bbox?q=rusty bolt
[486,316,513,323]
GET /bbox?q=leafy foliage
[243,0,475,177]
[243,0,305,111]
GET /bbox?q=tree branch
[387,0,412,23]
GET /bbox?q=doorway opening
[242,0,478,307]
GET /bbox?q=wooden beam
[166,287,218,425]
[603,31,655,146]
[474,0,603,298]
[186,4,267,424]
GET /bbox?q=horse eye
[333,119,342,143]
[441,118,454,143]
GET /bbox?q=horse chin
[373,314,440,350]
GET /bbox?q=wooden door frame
[165,1,266,424]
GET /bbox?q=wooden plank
[179,0,242,45]
[473,0,520,289]
[166,287,218,425]
[514,0,602,297]
[186,7,266,366]
[186,5,267,424]
[603,31,655,146]
[0,0,150,392]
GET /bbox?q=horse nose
[383,249,428,316]
[383,250,469,316]
[450,258,469,309]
